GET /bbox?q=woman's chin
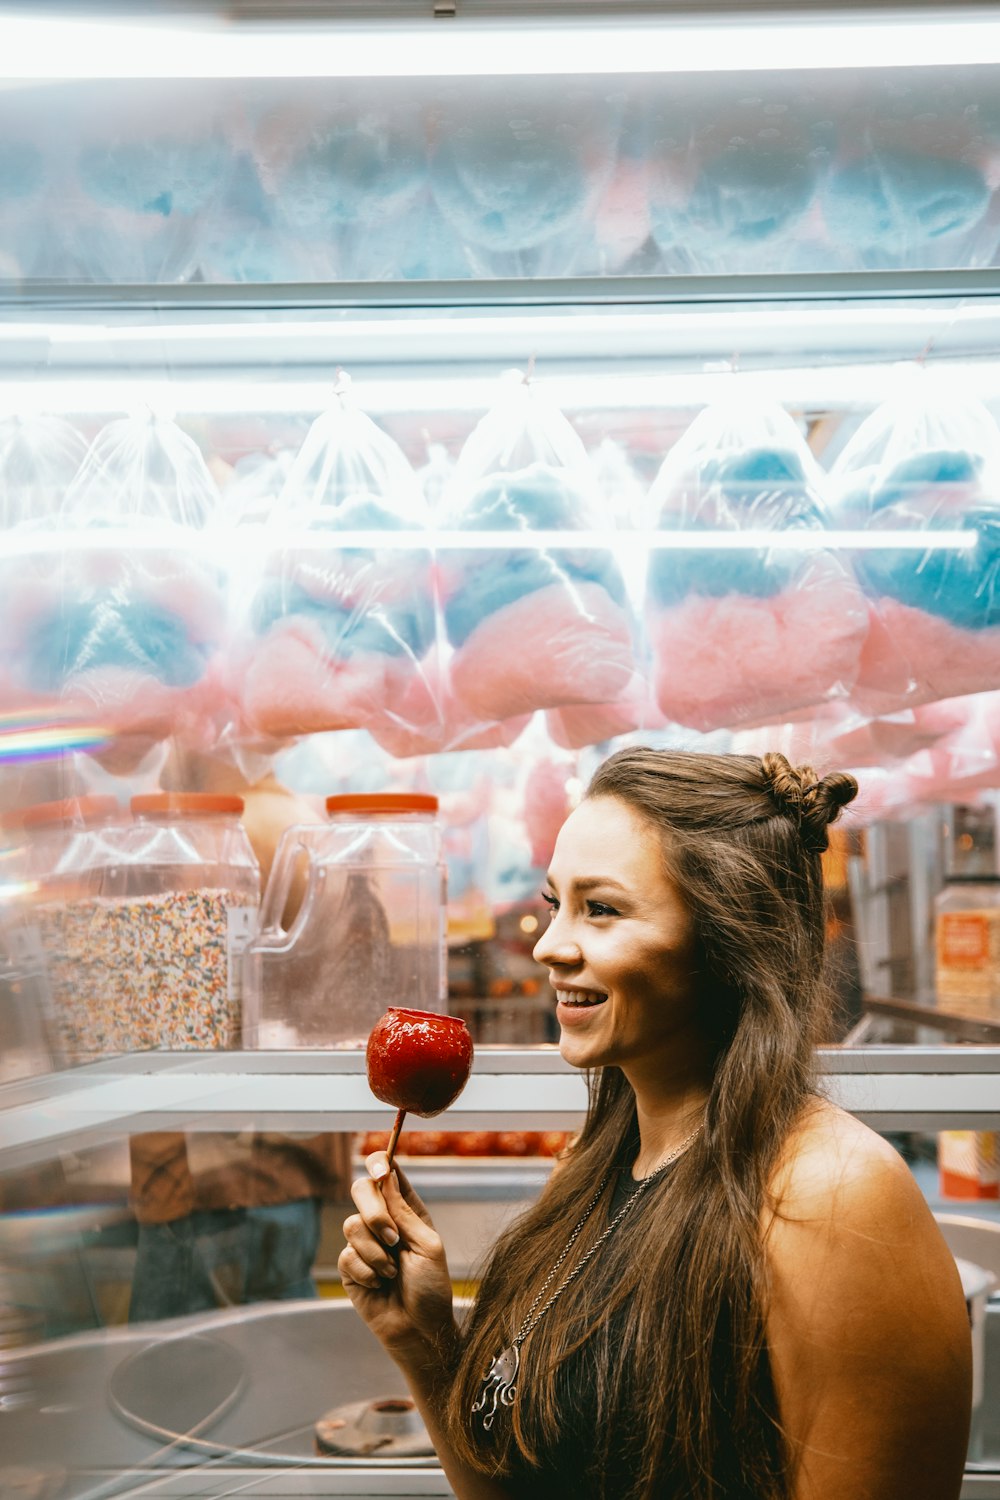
[557,1027,604,1069]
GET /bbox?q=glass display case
[2,3,1000,1494]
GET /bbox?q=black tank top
[495,1161,679,1500]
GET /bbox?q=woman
[340,748,972,1499]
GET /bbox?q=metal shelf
[3,1046,1000,1171]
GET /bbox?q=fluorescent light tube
[4,9,1000,80]
[0,528,977,556]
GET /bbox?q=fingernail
[383,1226,399,1246]
[383,1262,397,1277]
[371,1161,389,1181]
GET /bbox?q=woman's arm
[765,1110,972,1500]
[340,1157,514,1500]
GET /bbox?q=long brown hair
[445,748,857,1499]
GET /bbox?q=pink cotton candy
[449,581,634,723]
[58,666,224,774]
[523,758,574,869]
[855,598,1000,710]
[545,673,662,750]
[238,619,409,738]
[649,567,867,732]
[368,651,530,757]
[903,692,1000,804]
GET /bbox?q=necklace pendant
[471,1344,519,1431]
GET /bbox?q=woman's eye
[587,901,619,918]
[541,890,559,912]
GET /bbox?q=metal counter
[2,1295,998,1498]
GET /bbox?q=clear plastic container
[934,875,1000,1020]
[245,792,447,1049]
[14,792,259,1061]
[0,795,127,1069]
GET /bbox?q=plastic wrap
[644,398,868,731]
[438,373,635,731]
[3,413,227,770]
[831,373,1000,711]
[0,415,90,720]
[233,384,441,750]
[63,84,233,284]
[0,415,88,531]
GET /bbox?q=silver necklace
[471,1124,703,1432]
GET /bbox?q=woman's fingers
[343,1213,398,1279]
[389,1159,435,1226]
[339,1244,387,1292]
[351,1173,401,1249]
[381,1169,441,1256]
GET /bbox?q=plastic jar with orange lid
[244,792,446,1048]
[12,793,259,1060]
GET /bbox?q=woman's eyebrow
[547,876,629,894]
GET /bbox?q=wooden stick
[385,1108,407,1171]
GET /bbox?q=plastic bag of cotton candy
[830,370,1000,713]
[643,397,868,733]
[244,83,462,284]
[0,90,72,283]
[642,78,832,277]
[231,381,443,753]
[1,413,228,772]
[427,78,632,279]
[818,71,1000,273]
[0,414,89,714]
[436,371,637,744]
[59,81,235,284]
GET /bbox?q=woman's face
[532,795,702,1075]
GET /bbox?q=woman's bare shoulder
[762,1103,972,1498]
[767,1095,918,1225]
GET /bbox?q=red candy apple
[366,1007,474,1165]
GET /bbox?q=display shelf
[3,1047,1000,1171]
[864,995,1000,1043]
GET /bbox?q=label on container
[939,1129,1000,1200]
[227,906,258,1007]
[935,907,1000,1018]
[938,912,991,967]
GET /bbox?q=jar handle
[258,827,319,938]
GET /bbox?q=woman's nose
[533,913,580,968]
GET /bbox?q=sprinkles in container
[16,792,259,1062]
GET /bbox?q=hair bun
[760,752,858,854]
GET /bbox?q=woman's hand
[339,1152,456,1363]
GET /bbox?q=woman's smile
[552,983,609,1019]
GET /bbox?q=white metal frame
[2,1047,999,1171]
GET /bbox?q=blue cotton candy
[460,466,578,532]
[655,142,816,253]
[198,154,288,283]
[444,465,626,645]
[848,448,1000,629]
[0,142,43,204]
[443,550,567,647]
[78,136,230,217]
[431,116,597,253]
[274,123,425,232]
[252,579,434,660]
[823,150,990,255]
[23,600,208,691]
[647,446,824,606]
